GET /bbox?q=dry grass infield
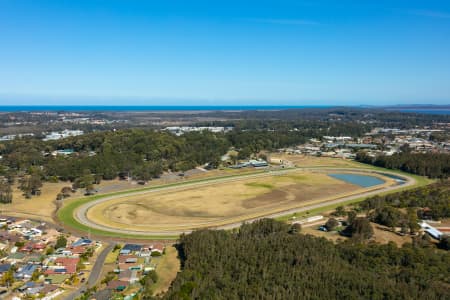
[85,170,393,232]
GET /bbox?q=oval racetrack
[72,168,415,236]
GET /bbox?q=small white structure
[419,222,443,240]
[293,215,324,225]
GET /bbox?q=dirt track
[74,168,414,236]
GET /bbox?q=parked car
[318,226,328,232]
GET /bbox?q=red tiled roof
[44,263,77,275]
[69,246,87,254]
[33,243,46,250]
[118,255,138,263]
[20,245,33,252]
[152,243,164,252]
[107,280,129,290]
[55,257,79,264]
[64,264,77,274]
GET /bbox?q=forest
[0,121,373,187]
[159,219,449,300]
[0,127,319,200]
[356,152,450,178]
[360,182,450,222]
[0,129,229,182]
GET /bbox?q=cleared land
[302,223,414,246]
[152,246,181,296]
[83,169,395,234]
[0,167,259,222]
[2,182,74,222]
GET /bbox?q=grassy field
[55,156,433,239]
[57,168,273,239]
[152,245,181,296]
[85,170,377,233]
[276,172,433,222]
[1,181,74,222]
[0,167,260,222]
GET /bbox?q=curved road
[73,168,415,236]
[64,243,115,300]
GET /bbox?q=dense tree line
[202,119,373,138]
[0,123,376,187]
[0,126,329,198]
[0,129,229,183]
[360,182,450,220]
[0,181,12,203]
[160,219,449,300]
[356,152,450,178]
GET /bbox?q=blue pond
[328,173,385,188]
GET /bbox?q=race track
[72,168,415,236]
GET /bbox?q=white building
[43,129,84,141]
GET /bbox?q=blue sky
[0,0,449,106]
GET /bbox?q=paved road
[64,243,115,300]
[73,167,415,236]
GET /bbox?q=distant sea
[386,109,450,115]
[0,105,330,112]
[0,106,449,115]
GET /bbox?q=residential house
[151,243,165,255]
[120,244,142,255]
[107,280,129,291]
[15,263,38,280]
[71,238,92,247]
[0,263,11,274]
[45,257,79,275]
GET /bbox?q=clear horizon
[1,0,450,106]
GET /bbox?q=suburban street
[64,243,115,300]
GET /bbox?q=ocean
[0,105,329,112]
[0,106,449,114]
[391,109,450,115]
